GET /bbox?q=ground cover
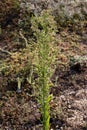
[0,18,87,130]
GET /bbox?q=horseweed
[31,10,57,130]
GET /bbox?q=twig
[19,30,28,47]
[0,47,12,56]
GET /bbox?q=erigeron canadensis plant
[31,10,57,130]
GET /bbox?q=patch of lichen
[55,9,87,33]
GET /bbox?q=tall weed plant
[31,10,56,130]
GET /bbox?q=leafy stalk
[31,10,56,130]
